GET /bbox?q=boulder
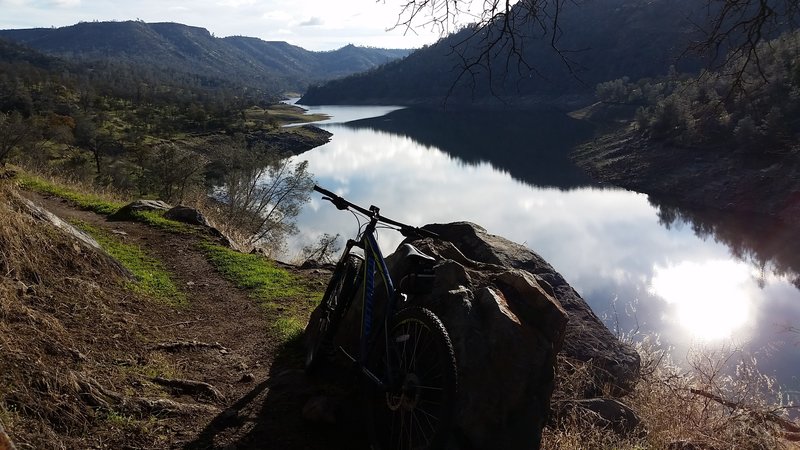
[324,236,569,449]
[164,205,212,227]
[309,222,641,449]
[422,222,641,395]
[108,199,171,221]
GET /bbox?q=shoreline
[571,124,800,226]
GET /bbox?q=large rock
[108,199,171,221]
[164,205,212,227]
[325,235,569,449]
[422,222,641,395]
[310,222,640,449]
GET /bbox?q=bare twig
[152,340,229,353]
[690,387,800,435]
[152,377,226,403]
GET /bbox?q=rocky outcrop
[248,125,332,156]
[397,243,567,449]
[323,232,570,449]
[15,194,131,278]
[309,222,640,449]
[422,222,641,395]
[165,205,212,227]
[108,199,171,221]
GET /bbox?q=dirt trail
[20,191,345,450]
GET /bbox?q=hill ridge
[0,21,411,95]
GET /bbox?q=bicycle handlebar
[313,185,438,239]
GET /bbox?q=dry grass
[0,179,157,449]
[544,335,798,449]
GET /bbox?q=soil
[11,190,355,450]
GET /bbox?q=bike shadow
[182,337,367,450]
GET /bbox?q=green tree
[0,112,36,166]
[216,143,314,252]
[140,143,208,203]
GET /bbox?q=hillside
[300,0,705,107]
[573,29,800,225]
[3,173,798,449]
[0,174,349,449]
[0,21,410,96]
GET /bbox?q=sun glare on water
[650,260,755,341]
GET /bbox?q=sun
[649,260,754,341]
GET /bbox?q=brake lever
[322,196,349,210]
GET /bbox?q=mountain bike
[304,185,457,450]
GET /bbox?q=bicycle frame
[313,184,439,392]
[335,206,405,390]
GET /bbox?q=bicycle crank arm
[338,346,387,391]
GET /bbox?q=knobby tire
[367,307,457,450]
[305,254,361,374]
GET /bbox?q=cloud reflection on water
[286,112,800,392]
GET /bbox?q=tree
[0,112,36,166]
[215,142,314,253]
[300,233,341,264]
[690,0,799,88]
[140,143,208,203]
[389,0,799,93]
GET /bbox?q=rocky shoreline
[572,124,800,225]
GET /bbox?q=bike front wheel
[367,307,457,450]
[305,254,361,374]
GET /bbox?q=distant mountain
[0,21,411,96]
[301,0,706,107]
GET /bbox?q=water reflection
[650,260,755,341]
[344,107,595,189]
[652,198,800,289]
[286,104,800,397]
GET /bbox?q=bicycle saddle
[400,243,436,264]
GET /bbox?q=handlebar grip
[313,184,337,199]
[400,226,439,239]
[313,185,349,210]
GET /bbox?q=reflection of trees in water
[344,108,595,190]
[652,197,800,290]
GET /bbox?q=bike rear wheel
[367,307,457,450]
[305,254,361,374]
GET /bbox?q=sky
[0,0,469,50]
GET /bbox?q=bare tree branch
[387,0,799,102]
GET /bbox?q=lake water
[284,101,800,404]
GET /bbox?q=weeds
[130,210,194,234]
[18,174,123,215]
[73,220,186,306]
[200,243,318,302]
[543,336,796,449]
[200,243,322,343]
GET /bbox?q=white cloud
[298,16,323,27]
[0,0,443,50]
[49,0,81,7]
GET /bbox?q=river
[284,101,800,405]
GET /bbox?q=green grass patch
[73,221,186,306]
[20,174,194,234]
[201,243,318,301]
[19,175,123,215]
[274,316,305,342]
[200,243,322,342]
[130,210,194,234]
